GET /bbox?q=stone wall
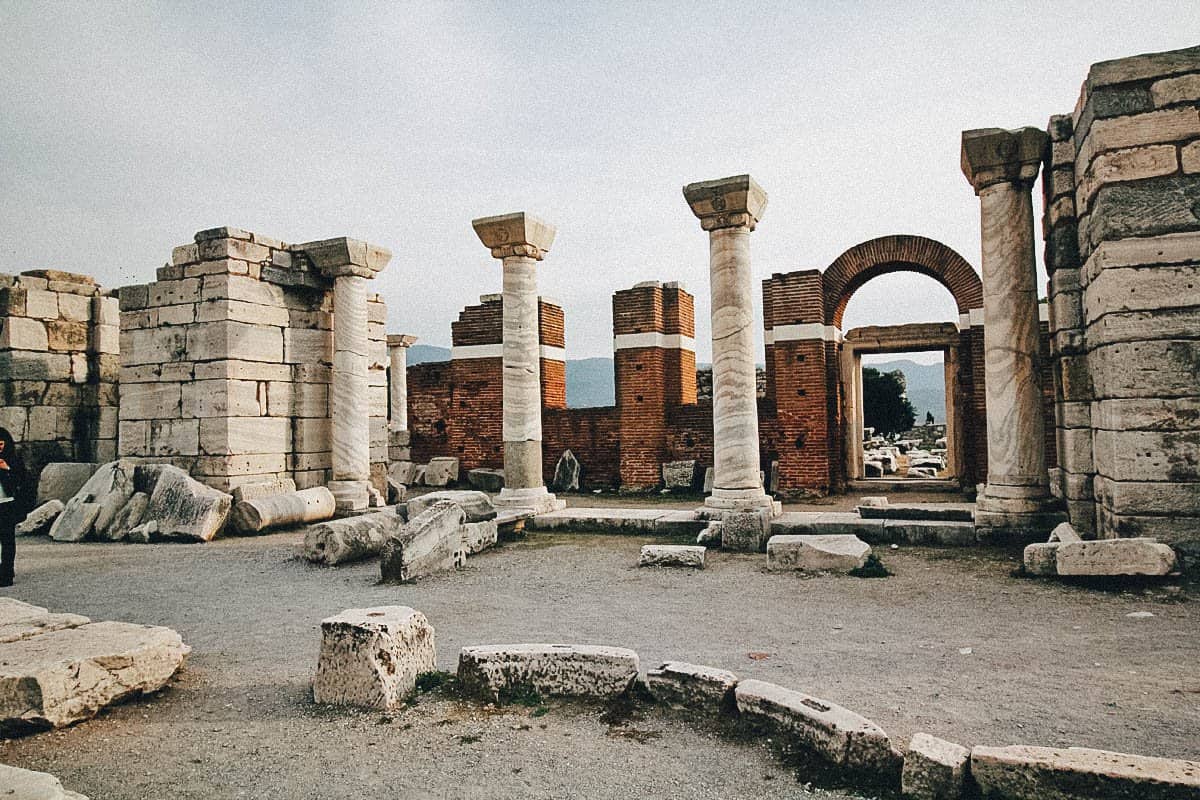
[0,270,119,480]
[117,227,388,493]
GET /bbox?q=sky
[1,2,1195,366]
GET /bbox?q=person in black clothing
[0,427,31,587]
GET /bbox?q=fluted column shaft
[501,256,544,490]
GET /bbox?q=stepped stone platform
[774,512,977,546]
[856,502,975,522]
[528,507,707,536]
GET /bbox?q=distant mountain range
[407,346,945,421]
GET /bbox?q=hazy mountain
[408,344,452,365]
[868,359,946,423]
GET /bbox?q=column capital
[683,174,768,231]
[298,237,391,279]
[472,212,556,261]
[960,127,1048,194]
[386,334,418,349]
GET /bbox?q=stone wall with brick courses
[1067,45,1200,546]
[0,270,120,481]
[117,227,388,494]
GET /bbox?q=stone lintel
[471,212,556,261]
[960,127,1049,193]
[298,237,392,278]
[387,334,419,349]
[683,174,768,231]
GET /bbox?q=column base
[494,486,566,515]
[974,488,1066,544]
[698,488,781,520]
[328,480,370,513]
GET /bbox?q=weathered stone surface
[734,679,898,772]
[386,476,406,504]
[858,503,975,522]
[46,501,100,544]
[406,490,497,523]
[696,521,721,546]
[461,519,498,555]
[662,459,700,490]
[645,661,737,713]
[230,487,335,534]
[35,462,98,505]
[638,544,705,569]
[138,465,232,542]
[0,621,189,734]
[230,477,297,504]
[970,744,1200,800]
[1049,522,1082,543]
[766,534,871,572]
[380,500,465,583]
[721,509,770,552]
[312,606,436,711]
[1056,538,1177,576]
[0,599,89,644]
[467,468,505,492]
[15,500,64,537]
[552,450,581,492]
[389,460,419,486]
[424,457,460,487]
[303,510,402,566]
[1023,542,1060,576]
[48,460,137,542]
[95,491,148,542]
[902,732,970,800]
[0,764,90,800]
[457,643,639,702]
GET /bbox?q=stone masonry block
[312,606,436,711]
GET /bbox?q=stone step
[773,512,977,546]
[857,502,975,522]
[527,507,707,536]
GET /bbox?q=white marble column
[471,212,565,514]
[684,175,775,515]
[961,127,1064,537]
[387,334,417,432]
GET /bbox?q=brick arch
[824,235,982,328]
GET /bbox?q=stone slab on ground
[303,510,403,566]
[0,621,189,734]
[902,732,970,800]
[0,763,89,799]
[1056,538,1177,576]
[766,534,871,572]
[467,468,505,492]
[406,490,496,523]
[457,643,639,702]
[734,679,899,773]
[645,661,737,713]
[970,744,1200,799]
[1024,542,1060,576]
[857,503,975,522]
[48,460,136,542]
[639,544,705,569]
[35,462,98,506]
[527,508,706,536]
[883,519,977,546]
[312,606,436,711]
[380,500,465,583]
[15,501,63,537]
[0,599,89,645]
[461,519,498,555]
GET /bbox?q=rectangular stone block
[181,379,265,418]
[147,418,200,456]
[1057,538,1177,576]
[972,743,1200,799]
[23,288,59,319]
[1075,107,1200,176]
[0,316,48,350]
[196,297,290,327]
[313,606,436,711]
[457,643,640,702]
[201,274,286,306]
[293,417,331,453]
[1088,340,1200,399]
[119,382,182,420]
[284,327,332,364]
[186,320,283,364]
[1092,396,1200,431]
[119,326,187,365]
[1093,429,1200,482]
[199,416,290,456]
[1095,475,1200,515]
[645,661,736,713]
[193,359,291,382]
[1085,265,1200,325]
[1151,72,1200,107]
[901,733,970,800]
[1084,175,1200,254]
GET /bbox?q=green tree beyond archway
[863,367,916,436]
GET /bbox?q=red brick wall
[408,361,453,464]
[543,406,619,488]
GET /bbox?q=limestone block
[638,544,706,568]
[138,464,232,542]
[47,460,135,542]
[16,500,64,537]
[662,459,700,490]
[96,491,148,542]
[380,500,466,583]
[26,407,59,441]
[181,380,263,418]
[284,327,332,365]
[721,509,770,553]
[406,490,497,523]
[292,417,331,453]
[0,763,90,799]
[766,535,871,572]
[187,320,283,364]
[0,598,89,644]
[467,468,505,492]
[424,457,460,487]
[196,297,289,327]
[970,744,1200,800]
[1,316,48,350]
[734,679,898,772]
[645,661,737,713]
[199,416,290,456]
[389,462,418,486]
[24,288,59,319]
[1049,522,1082,543]
[461,519,498,555]
[703,466,714,493]
[119,382,182,420]
[231,477,298,503]
[0,351,71,381]
[1023,542,1060,576]
[552,449,581,491]
[303,510,402,565]
[0,621,189,734]
[1184,140,1200,173]
[1056,538,1177,576]
[312,606,436,711]
[193,359,290,383]
[386,477,406,505]
[457,643,639,702]
[901,732,970,800]
[146,277,200,307]
[230,486,336,534]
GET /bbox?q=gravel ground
[2,529,1198,799]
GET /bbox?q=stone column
[684,175,774,515]
[386,334,417,432]
[471,212,565,514]
[961,128,1064,538]
[302,237,391,512]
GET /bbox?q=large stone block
[48,460,136,542]
[766,534,871,572]
[0,316,48,350]
[662,459,700,490]
[135,464,232,542]
[303,510,403,566]
[312,606,436,711]
[638,544,705,568]
[1056,538,1177,576]
[901,733,970,800]
[0,621,189,734]
[423,457,460,487]
[15,500,64,537]
[380,500,465,583]
[461,519,498,555]
[35,462,98,504]
[970,744,1200,800]
[406,490,497,523]
[0,598,89,644]
[644,661,737,713]
[721,509,770,553]
[457,643,639,702]
[467,468,505,492]
[0,763,90,799]
[199,416,290,456]
[185,321,283,364]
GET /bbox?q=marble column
[387,334,417,432]
[471,212,565,514]
[684,175,775,515]
[961,127,1064,537]
[301,237,391,513]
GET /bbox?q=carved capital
[471,212,556,261]
[386,334,418,349]
[683,174,767,231]
[298,237,391,279]
[961,127,1048,194]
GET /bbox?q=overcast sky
[1,3,1194,366]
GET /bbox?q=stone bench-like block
[638,545,706,569]
[312,606,436,711]
[0,621,190,734]
[645,661,737,713]
[0,764,89,800]
[1023,542,1060,576]
[1056,538,1177,576]
[902,732,970,800]
[970,744,1200,799]
[457,643,639,702]
[734,679,898,773]
[766,534,871,572]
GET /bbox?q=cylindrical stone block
[230,487,336,534]
[501,256,543,490]
[388,340,410,432]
